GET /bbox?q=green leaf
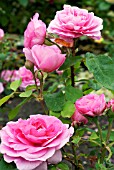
[89,132,99,140]
[99,2,111,11]
[86,53,114,90]
[19,90,32,97]
[95,163,107,170]
[49,111,61,118]
[26,85,36,91]
[18,0,28,6]
[89,79,102,90]
[0,93,14,107]
[61,101,75,118]
[57,162,69,170]
[0,158,17,170]
[59,55,81,70]
[10,79,22,91]
[65,85,83,103]
[44,91,65,112]
[72,136,81,144]
[8,97,31,120]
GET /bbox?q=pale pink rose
[0,114,74,170]
[107,99,114,112]
[47,5,103,40]
[23,45,66,73]
[72,109,88,125]
[0,28,4,40]
[76,94,106,117]
[1,70,20,82]
[24,13,46,48]
[0,82,4,93]
[19,66,40,89]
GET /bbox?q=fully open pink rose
[76,94,106,117]
[0,28,4,40]
[0,114,74,170]
[47,5,103,40]
[24,13,46,48]
[72,109,88,125]
[23,45,66,73]
[19,66,40,89]
[0,82,4,93]
[1,70,19,82]
[107,99,114,112]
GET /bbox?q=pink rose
[47,5,103,40]
[0,82,4,93]
[72,109,88,125]
[24,13,46,48]
[0,28,4,40]
[1,70,19,82]
[76,94,106,117]
[23,45,66,73]
[0,114,74,170]
[107,99,114,112]
[19,66,40,89]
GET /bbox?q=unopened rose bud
[25,60,34,70]
[35,70,43,80]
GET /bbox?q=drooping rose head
[47,5,103,40]
[0,82,4,94]
[72,109,88,125]
[107,99,114,112]
[76,94,106,117]
[19,66,40,89]
[23,45,66,73]
[1,70,19,82]
[24,13,46,48]
[0,114,74,170]
[0,28,4,40]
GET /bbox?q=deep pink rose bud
[76,94,106,117]
[0,28,4,40]
[107,99,114,112]
[47,5,103,40]
[0,114,74,170]
[0,82,4,94]
[24,13,46,48]
[23,45,66,73]
[72,109,88,125]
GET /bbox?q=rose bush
[107,99,114,112]
[47,5,103,40]
[23,45,66,73]
[0,114,74,170]
[24,13,46,48]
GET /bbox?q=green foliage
[10,79,22,91]
[65,85,83,103]
[61,101,75,118]
[44,91,65,112]
[0,158,17,170]
[0,92,14,107]
[86,53,114,90]
[19,89,32,97]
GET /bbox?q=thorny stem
[100,119,113,163]
[70,39,77,87]
[32,71,39,95]
[71,142,79,169]
[46,38,62,50]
